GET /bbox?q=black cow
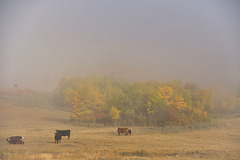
[56,130,70,139]
[55,132,61,143]
[6,136,24,144]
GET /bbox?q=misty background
[0,0,239,96]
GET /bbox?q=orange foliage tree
[158,82,211,125]
[64,83,104,122]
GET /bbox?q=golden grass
[0,99,240,160]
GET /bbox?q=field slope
[0,88,240,160]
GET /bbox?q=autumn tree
[219,94,240,114]
[143,88,166,126]
[158,82,212,125]
[109,106,121,126]
[191,89,213,122]
[66,83,104,122]
[158,85,173,105]
[54,76,215,126]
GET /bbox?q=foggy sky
[0,0,240,95]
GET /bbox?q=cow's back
[56,130,70,139]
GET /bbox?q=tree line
[53,76,240,126]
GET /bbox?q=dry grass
[0,98,240,160]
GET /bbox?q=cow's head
[115,127,118,131]
[21,136,24,140]
[6,138,10,142]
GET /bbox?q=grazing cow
[6,136,24,144]
[55,132,62,143]
[128,128,132,135]
[56,130,71,139]
[116,127,129,136]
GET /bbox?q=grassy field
[0,90,240,160]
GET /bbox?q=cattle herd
[6,127,132,144]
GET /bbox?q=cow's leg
[68,132,70,139]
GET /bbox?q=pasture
[0,96,240,160]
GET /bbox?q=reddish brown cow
[116,127,129,136]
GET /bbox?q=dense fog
[0,0,240,96]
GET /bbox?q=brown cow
[128,128,132,135]
[116,127,129,136]
[6,136,24,144]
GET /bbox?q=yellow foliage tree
[158,85,192,125]
[158,86,186,111]
[109,106,121,126]
[158,86,173,105]
[190,89,212,122]
[66,84,104,122]
[171,96,187,110]
[146,100,153,114]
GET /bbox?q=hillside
[0,88,56,109]
[0,88,70,130]
[0,88,240,160]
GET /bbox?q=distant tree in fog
[54,76,216,126]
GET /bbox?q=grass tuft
[159,120,222,134]
[1,151,10,160]
[120,150,148,157]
